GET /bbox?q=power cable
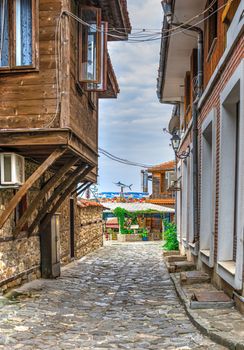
[127,0,233,43]
[45,0,232,127]
[99,148,148,165]
[99,151,150,168]
[99,148,147,166]
[107,0,218,34]
[99,148,153,168]
[63,0,228,43]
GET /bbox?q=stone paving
[171,273,244,349]
[0,242,226,349]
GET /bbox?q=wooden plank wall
[0,0,98,162]
[0,0,62,129]
[152,174,160,196]
[67,0,98,154]
[203,0,240,88]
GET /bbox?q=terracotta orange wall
[203,0,241,88]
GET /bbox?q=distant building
[103,202,174,235]
[146,160,176,208]
[98,192,149,201]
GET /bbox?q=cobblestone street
[0,243,225,349]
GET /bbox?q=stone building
[74,199,104,260]
[157,0,244,312]
[0,0,131,290]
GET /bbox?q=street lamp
[163,128,190,159]
[170,133,190,159]
[171,133,181,153]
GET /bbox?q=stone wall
[59,197,72,265]
[59,200,104,264]
[0,161,103,291]
[0,162,42,292]
[75,204,104,259]
[0,236,41,292]
[0,159,104,292]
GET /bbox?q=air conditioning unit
[0,153,25,187]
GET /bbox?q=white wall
[181,159,188,240]
[176,162,182,241]
[218,60,244,289]
[188,149,194,243]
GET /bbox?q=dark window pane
[0,0,9,67]
[79,7,101,83]
[16,0,32,66]
[208,1,218,51]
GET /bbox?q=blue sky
[98,0,174,193]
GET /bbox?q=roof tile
[147,160,175,172]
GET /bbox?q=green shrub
[139,228,148,238]
[163,221,179,251]
[113,207,127,233]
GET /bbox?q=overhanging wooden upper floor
[0,0,131,168]
[0,128,98,182]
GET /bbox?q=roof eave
[99,0,131,41]
[157,0,175,103]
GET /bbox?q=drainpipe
[192,29,203,250]
[170,20,203,251]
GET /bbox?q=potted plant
[140,229,148,241]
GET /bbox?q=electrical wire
[99,148,153,168]
[45,0,232,127]
[63,0,232,44]
[130,0,232,43]
[99,148,151,167]
[99,151,150,168]
[106,0,218,34]
[130,0,233,42]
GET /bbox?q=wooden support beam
[71,182,85,196]
[13,156,78,237]
[40,166,94,231]
[0,148,66,230]
[77,182,92,197]
[72,181,91,196]
[28,163,87,236]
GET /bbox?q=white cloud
[98,0,174,192]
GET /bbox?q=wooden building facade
[146,160,176,208]
[0,0,131,289]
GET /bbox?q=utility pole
[120,186,124,199]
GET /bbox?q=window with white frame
[218,82,240,263]
[217,61,244,290]
[78,6,108,91]
[0,0,36,70]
